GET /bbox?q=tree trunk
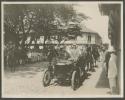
[43,36,47,49]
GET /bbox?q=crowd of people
[46,44,118,95]
[46,44,100,73]
[4,42,44,72]
[4,43,101,72]
[4,41,118,94]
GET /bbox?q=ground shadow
[96,67,109,88]
[4,62,49,77]
[49,79,70,87]
[49,72,91,88]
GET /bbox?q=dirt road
[3,61,111,98]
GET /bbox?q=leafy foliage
[4,4,88,49]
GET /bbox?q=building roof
[81,25,101,39]
[81,24,97,33]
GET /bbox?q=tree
[4,4,88,49]
[28,4,81,46]
[49,4,89,44]
[4,4,36,49]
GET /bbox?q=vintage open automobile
[42,49,86,90]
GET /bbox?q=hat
[72,43,77,46]
[60,45,63,48]
[107,46,115,52]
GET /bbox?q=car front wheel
[42,69,51,87]
[71,71,80,90]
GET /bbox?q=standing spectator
[27,50,32,63]
[47,46,58,66]
[100,48,104,62]
[107,46,118,94]
[92,46,100,67]
[8,42,16,72]
[104,48,111,76]
[86,45,94,71]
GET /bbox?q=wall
[77,33,101,45]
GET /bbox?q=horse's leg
[8,57,12,72]
[95,60,97,67]
[94,59,96,67]
[89,61,91,70]
[86,61,89,71]
[91,58,94,71]
[11,57,15,72]
[10,59,13,72]
[90,61,93,70]
[13,60,15,72]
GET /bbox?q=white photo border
[1,1,124,98]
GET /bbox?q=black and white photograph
[1,1,123,98]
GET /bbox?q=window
[88,35,91,43]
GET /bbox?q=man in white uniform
[68,44,80,62]
[107,46,118,94]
